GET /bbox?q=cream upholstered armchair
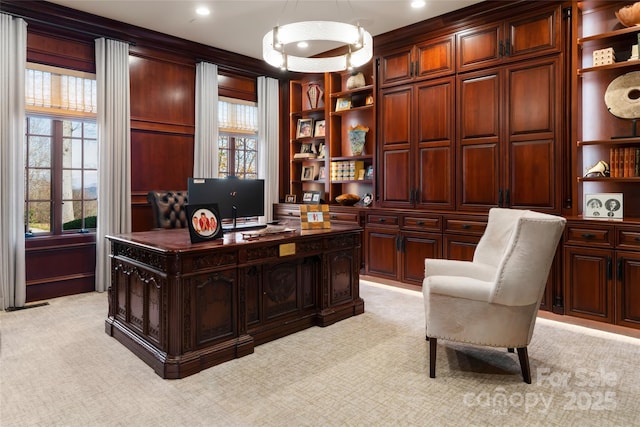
[423,208,566,383]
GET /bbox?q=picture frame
[317,143,326,159]
[314,120,326,137]
[362,193,373,207]
[365,94,374,105]
[301,165,315,181]
[335,97,351,111]
[302,190,321,204]
[318,166,326,180]
[364,165,374,180]
[186,203,223,242]
[296,118,314,139]
[300,143,313,153]
[584,193,623,219]
[299,204,331,229]
[285,194,297,203]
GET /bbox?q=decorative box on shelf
[593,47,616,66]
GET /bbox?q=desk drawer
[565,224,614,248]
[617,228,640,251]
[402,215,441,232]
[444,218,487,235]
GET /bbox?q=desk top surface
[106,223,362,253]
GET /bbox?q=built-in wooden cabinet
[563,221,640,328]
[379,34,455,87]
[457,56,562,213]
[378,76,455,210]
[364,211,441,286]
[456,5,561,73]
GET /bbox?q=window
[217,97,258,179]
[24,64,97,235]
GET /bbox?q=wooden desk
[105,224,364,379]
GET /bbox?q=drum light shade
[263,21,373,73]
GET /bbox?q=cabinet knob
[634,237,640,242]
[417,221,425,225]
[379,218,386,223]
[461,224,471,230]
[581,233,595,239]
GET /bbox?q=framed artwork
[314,120,326,137]
[302,190,321,204]
[317,143,326,159]
[362,193,373,207]
[365,94,374,105]
[186,203,223,242]
[285,194,297,203]
[299,204,331,229]
[296,118,314,138]
[300,143,313,153]
[584,193,623,219]
[301,165,315,181]
[335,97,351,111]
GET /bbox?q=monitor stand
[222,206,267,233]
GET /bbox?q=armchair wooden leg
[429,337,437,378]
[516,347,531,384]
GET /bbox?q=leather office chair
[423,208,566,383]
[147,191,189,229]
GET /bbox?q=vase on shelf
[306,82,323,110]
[348,124,369,156]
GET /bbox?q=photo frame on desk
[584,193,623,219]
[186,203,223,242]
[299,204,331,229]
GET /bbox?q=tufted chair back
[147,191,189,229]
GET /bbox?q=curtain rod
[2,11,135,46]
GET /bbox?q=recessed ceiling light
[196,6,210,16]
[411,0,426,8]
[297,41,309,49]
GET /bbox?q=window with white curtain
[24,63,98,235]
[218,97,258,179]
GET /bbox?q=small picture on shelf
[296,118,314,138]
[302,190,321,204]
[301,143,313,153]
[335,97,351,111]
[319,166,326,180]
[584,193,623,219]
[314,120,326,137]
[301,165,315,181]
[317,143,326,159]
[285,194,297,203]
[365,94,374,105]
[364,165,374,180]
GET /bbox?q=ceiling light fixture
[195,6,210,16]
[263,21,373,73]
[411,0,426,8]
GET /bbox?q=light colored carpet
[1,280,639,427]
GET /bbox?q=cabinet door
[457,22,502,72]
[365,228,399,279]
[505,5,560,61]
[415,77,455,210]
[379,85,413,208]
[401,232,441,285]
[457,69,501,211]
[616,251,640,328]
[564,246,614,323]
[415,35,455,80]
[379,47,414,87]
[443,233,480,262]
[505,57,560,212]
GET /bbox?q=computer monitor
[188,177,265,231]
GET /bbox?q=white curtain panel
[94,38,131,293]
[0,14,27,310]
[194,61,219,178]
[258,76,280,223]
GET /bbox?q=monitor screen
[188,178,265,228]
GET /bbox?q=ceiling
[46,0,484,61]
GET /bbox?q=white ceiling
[46,0,484,60]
